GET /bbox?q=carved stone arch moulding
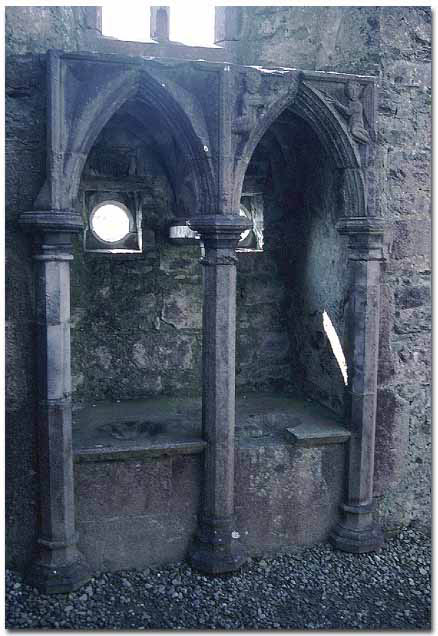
[231,66,377,219]
[36,49,217,217]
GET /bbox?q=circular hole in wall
[90,202,131,243]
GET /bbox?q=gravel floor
[6,526,431,630]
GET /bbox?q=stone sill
[74,438,206,463]
[286,421,350,447]
[72,393,349,462]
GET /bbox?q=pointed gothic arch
[43,52,216,217]
[232,79,366,219]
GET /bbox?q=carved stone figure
[233,70,301,143]
[322,80,370,145]
[233,71,264,137]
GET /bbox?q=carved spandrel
[314,80,372,146]
[232,69,301,149]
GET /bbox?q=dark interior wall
[70,113,205,403]
[69,89,350,412]
[237,114,348,413]
[281,120,348,415]
[72,104,347,405]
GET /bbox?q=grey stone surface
[5,6,431,577]
[75,455,202,572]
[17,226,91,593]
[286,422,350,447]
[71,394,348,571]
[187,216,250,573]
[5,6,100,55]
[236,444,346,554]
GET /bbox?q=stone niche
[236,110,348,414]
[70,102,204,405]
[70,84,352,571]
[17,47,383,584]
[71,102,348,413]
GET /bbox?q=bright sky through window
[91,204,131,243]
[102,4,216,47]
[323,310,348,386]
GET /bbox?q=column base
[188,517,247,574]
[329,521,384,553]
[24,554,92,594]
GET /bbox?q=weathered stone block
[161,288,202,330]
[76,459,173,520]
[373,388,409,495]
[75,454,202,572]
[235,444,346,552]
[391,219,431,260]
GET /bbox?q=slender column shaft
[202,244,238,522]
[19,213,91,593]
[187,215,250,573]
[330,217,386,552]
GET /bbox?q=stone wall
[70,104,297,404]
[5,6,100,55]
[220,6,432,530]
[5,5,431,571]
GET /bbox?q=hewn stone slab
[286,421,350,447]
[74,440,206,462]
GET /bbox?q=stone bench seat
[73,393,350,460]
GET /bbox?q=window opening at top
[102,4,216,47]
[90,202,131,243]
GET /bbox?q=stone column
[19,211,91,593]
[187,215,251,573]
[330,217,386,553]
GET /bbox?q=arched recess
[69,72,214,403]
[234,79,366,415]
[63,66,216,217]
[232,80,366,219]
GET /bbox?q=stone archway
[18,52,385,592]
[18,50,219,593]
[230,68,386,554]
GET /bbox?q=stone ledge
[286,421,350,447]
[74,439,206,463]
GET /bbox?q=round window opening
[90,202,131,243]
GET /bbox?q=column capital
[337,216,386,261]
[18,210,84,235]
[188,214,251,246]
